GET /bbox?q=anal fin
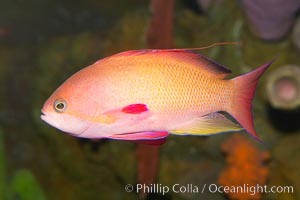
[170,112,243,135]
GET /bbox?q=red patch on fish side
[121,104,148,114]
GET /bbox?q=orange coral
[218,134,270,200]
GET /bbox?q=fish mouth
[40,109,57,125]
[39,110,85,137]
[40,109,47,121]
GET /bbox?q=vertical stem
[137,0,174,199]
[146,0,174,49]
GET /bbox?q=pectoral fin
[94,103,151,125]
[170,112,243,135]
[94,114,117,124]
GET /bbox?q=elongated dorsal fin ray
[114,42,239,56]
[171,42,240,51]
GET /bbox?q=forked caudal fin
[229,60,274,142]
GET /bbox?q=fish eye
[54,99,67,113]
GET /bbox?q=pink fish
[41,48,273,144]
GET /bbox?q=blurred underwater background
[1,0,300,199]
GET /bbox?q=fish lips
[40,110,64,131]
[40,110,87,136]
[40,110,47,121]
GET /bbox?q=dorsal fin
[115,42,239,57]
[186,51,232,77]
[111,48,232,79]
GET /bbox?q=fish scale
[102,54,228,113]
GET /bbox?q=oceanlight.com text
[208,184,293,196]
[124,183,294,196]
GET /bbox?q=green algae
[0,129,47,200]
[9,170,46,200]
